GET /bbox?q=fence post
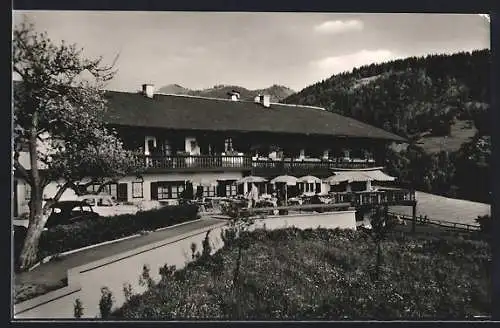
[411,203,417,233]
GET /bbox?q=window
[87,184,118,198]
[81,205,93,212]
[132,182,143,198]
[224,137,233,152]
[171,184,184,199]
[156,182,185,199]
[225,184,237,197]
[304,183,315,192]
[103,184,118,198]
[87,184,99,193]
[157,185,171,200]
[82,198,96,206]
[203,186,216,197]
[70,206,82,216]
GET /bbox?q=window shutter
[216,182,224,197]
[316,183,321,193]
[150,182,158,200]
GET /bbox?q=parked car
[45,200,100,228]
[78,194,139,216]
[12,200,100,230]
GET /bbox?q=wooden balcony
[252,158,378,177]
[141,155,253,172]
[139,155,379,174]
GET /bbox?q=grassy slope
[113,228,491,320]
[389,191,490,225]
[417,120,477,154]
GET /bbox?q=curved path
[14,217,226,303]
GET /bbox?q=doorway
[117,183,128,202]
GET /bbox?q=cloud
[314,19,364,34]
[310,49,403,77]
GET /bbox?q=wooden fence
[388,211,481,232]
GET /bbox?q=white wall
[15,132,57,170]
[15,179,80,216]
[125,172,244,202]
[14,171,245,215]
[14,210,356,319]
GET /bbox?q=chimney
[227,90,240,101]
[142,84,155,98]
[254,94,271,108]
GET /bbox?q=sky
[13,11,490,92]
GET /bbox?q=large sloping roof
[102,91,406,142]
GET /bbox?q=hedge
[14,204,199,268]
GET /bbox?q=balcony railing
[138,154,378,172]
[328,189,416,206]
[252,158,377,176]
[286,189,416,207]
[141,155,253,170]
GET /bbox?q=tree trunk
[18,178,74,271]
[19,126,45,271]
[18,210,47,271]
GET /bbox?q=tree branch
[96,178,119,194]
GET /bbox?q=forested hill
[282,49,490,139]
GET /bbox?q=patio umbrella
[298,175,322,194]
[190,177,218,187]
[271,175,298,205]
[235,176,268,184]
[271,175,298,186]
[297,175,322,183]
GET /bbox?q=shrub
[99,287,114,319]
[108,226,490,320]
[14,204,199,263]
[73,298,84,318]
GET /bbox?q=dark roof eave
[106,122,406,142]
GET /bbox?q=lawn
[390,191,490,226]
[417,120,477,154]
[111,227,491,320]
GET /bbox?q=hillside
[283,49,490,145]
[282,49,491,204]
[158,84,295,102]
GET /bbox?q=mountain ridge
[157,84,295,102]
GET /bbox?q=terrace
[201,188,416,214]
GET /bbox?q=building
[13,83,416,216]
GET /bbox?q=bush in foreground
[14,204,199,267]
[110,227,491,320]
